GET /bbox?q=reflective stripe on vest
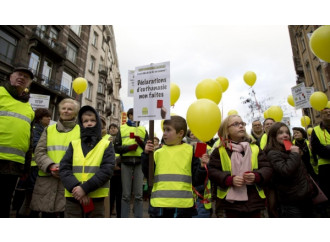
[217,144,265,199]
[38,124,80,176]
[120,124,146,156]
[64,138,110,198]
[260,133,267,150]
[314,125,330,166]
[0,87,34,164]
[151,143,194,208]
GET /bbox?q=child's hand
[72,186,86,201]
[144,140,154,154]
[243,171,255,184]
[80,195,90,206]
[200,153,209,167]
[232,176,245,187]
[290,145,300,154]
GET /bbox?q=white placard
[29,93,50,110]
[127,70,135,97]
[291,83,311,109]
[282,117,291,127]
[133,61,171,121]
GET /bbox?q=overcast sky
[113,25,302,137]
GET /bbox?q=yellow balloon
[160,113,177,131]
[170,83,180,106]
[72,77,88,94]
[301,116,311,127]
[327,101,330,108]
[243,71,257,87]
[215,76,229,93]
[195,79,222,104]
[186,99,222,142]
[309,25,330,63]
[268,106,283,122]
[309,91,328,111]
[263,109,269,119]
[227,110,238,116]
[287,94,295,107]
[307,127,313,136]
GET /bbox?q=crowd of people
[1,66,330,218]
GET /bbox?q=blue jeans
[192,198,211,218]
[121,163,144,218]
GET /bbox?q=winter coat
[208,145,272,213]
[266,149,314,205]
[59,105,115,197]
[30,119,77,213]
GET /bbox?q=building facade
[83,25,122,127]
[0,25,122,124]
[288,25,330,125]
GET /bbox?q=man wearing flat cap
[0,66,35,217]
[311,106,330,217]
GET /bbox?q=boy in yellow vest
[142,115,208,218]
[59,106,115,218]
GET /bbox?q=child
[265,122,315,218]
[208,115,272,218]
[142,115,208,218]
[59,105,115,218]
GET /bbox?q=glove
[134,136,144,147]
[128,144,138,151]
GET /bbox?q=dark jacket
[33,123,45,151]
[141,144,207,217]
[266,149,314,205]
[59,106,115,197]
[114,120,148,165]
[208,145,272,213]
[293,139,317,180]
[0,81,33,176]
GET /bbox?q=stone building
[288,25,330,125]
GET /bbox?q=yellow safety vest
[314,125,330,166]
[64,138,110,198]
[151,143,194,208]
[260,133,267,150]
[0,86,34,164]
[217,144,265,199]
[293,139,318,174]
[38,124,80,176]
[31,153,37,166]
[120,123,146,157]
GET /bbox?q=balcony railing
[38,74,70,96]
[99,64,108,75]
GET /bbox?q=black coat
[266,149,314,205]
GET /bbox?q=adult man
[0,67,35,217]
[311,107,330,217]
[250,120,264,147]
[260,118,275,150]
[114,108,148,218]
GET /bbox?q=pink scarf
[225,142,252,203]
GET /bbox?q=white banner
[133,61,171,121]
[127,70,135,97]
[29,93,50,110]
[291,83,312,109]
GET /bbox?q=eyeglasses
[228,122,246,128]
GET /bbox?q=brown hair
[34,108,51,123]
[163,115,187,139]
[264,122,291,153]
[218,115,250,147]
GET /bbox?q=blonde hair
[58,98,79,116]
[218,115,250,147]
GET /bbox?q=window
[85,82,93,100]
[0,29,17,64]
[305,62,314,85]
[70,25,81,36]
[61,71,73,95]
[92,32,98,47]
[317,66,327,91]
[49,27,58,48]
[36,25,47,39]
[89,56,95,73]
[28,52,40,75]
[67,42,78,64]
[42,60,52,83]
[97,76,105,94]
